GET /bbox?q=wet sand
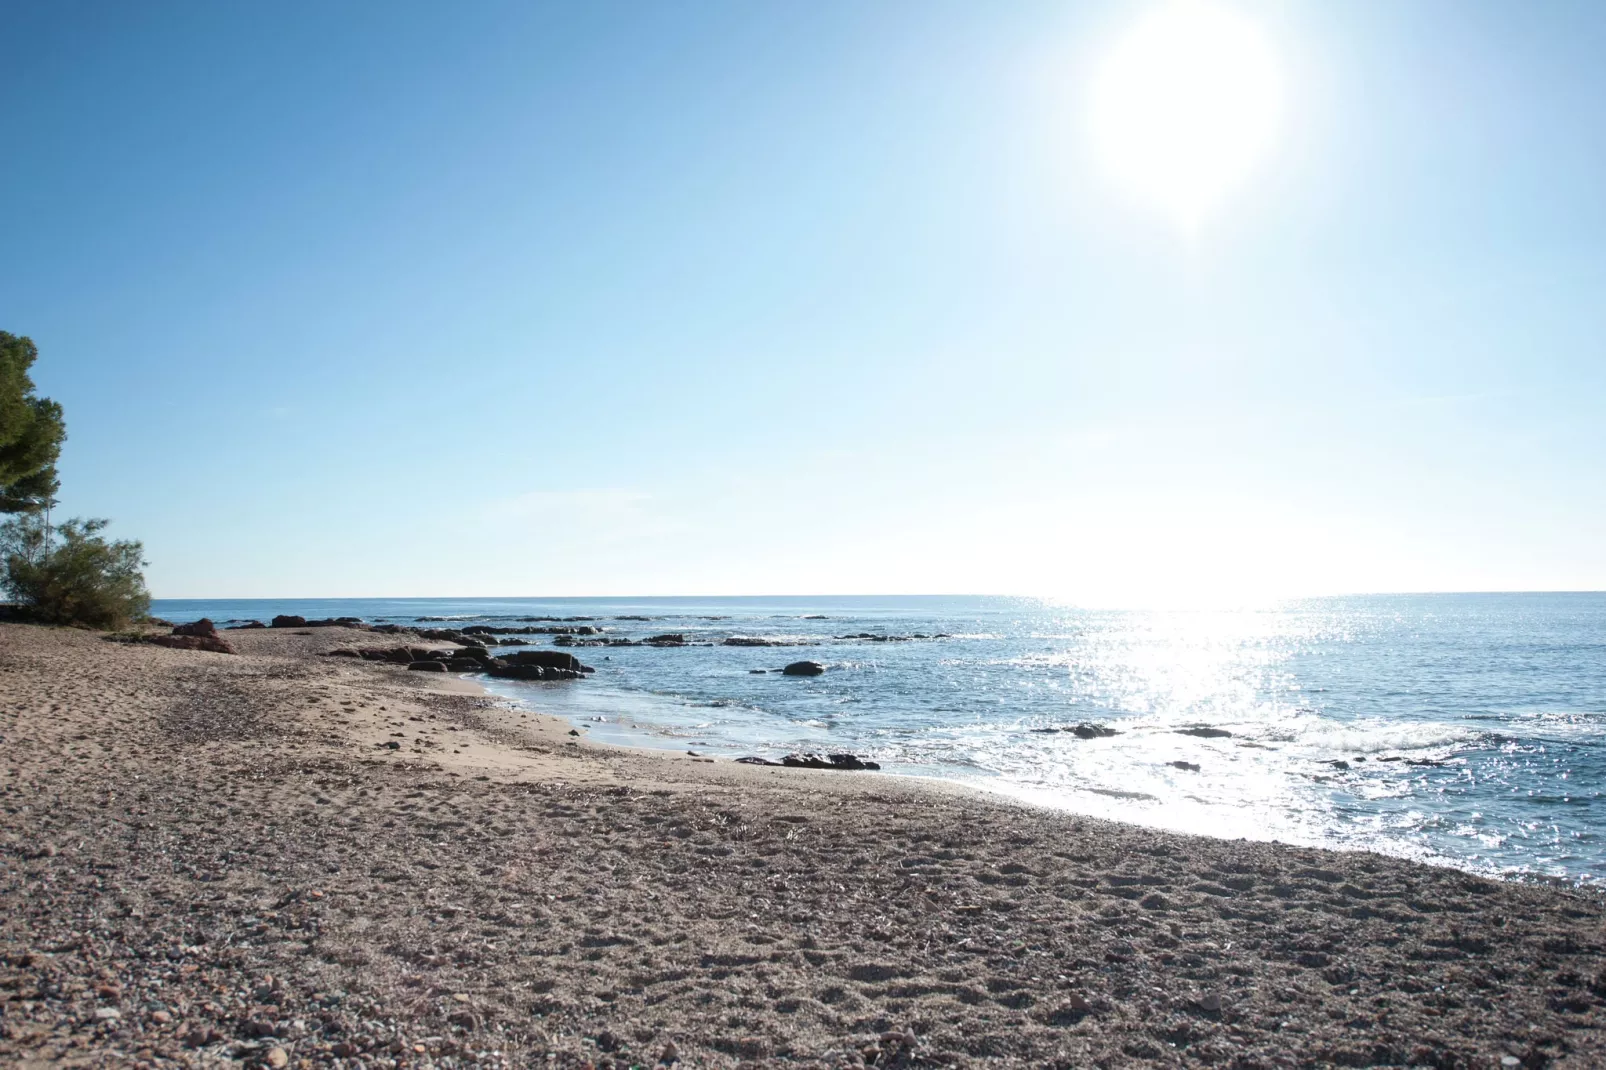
[1,623,1603,1068]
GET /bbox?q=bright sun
[1090,0,1283,229]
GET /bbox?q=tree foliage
[0,332,67,514]
[1,516,150,628]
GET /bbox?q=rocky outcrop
[780,753,881,771]
[146,634,234,655]
[408,661,447,672]
[643,634,687,646]
[224,620,266,630]
[497,650,592,673]
[171,619,217,638]
[270,615,365,629]
[782,661,825,676]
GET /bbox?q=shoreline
[2,622,1603,1067]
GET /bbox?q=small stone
[1501,1059,1521,1069]
[453,992,471,1003]
[96,984,121,999]
[660,1039,679,1064]
[151,1010,172,1025]
[1196,992,1222,1012]
[94,1007,121,1021]
[265,1047,289,1068]
[330,1041,357,1057]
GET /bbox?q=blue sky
[3,0,1604,602]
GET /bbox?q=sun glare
[1090,0,1283,229]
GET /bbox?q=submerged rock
[782,660,826,676]
[1169,760,1201,772]
[1176,727,1233,739]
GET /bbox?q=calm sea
[152,593,1606,884]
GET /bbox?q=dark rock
[1326,760,1351,770]
[461,625,497,635]
[488,664,585,681]
[501,650,586,672]
[408,661,448,672]
[224,620,266,629]
[749,669,768,674]
[1176,727,1233,739]
[736,756,780,766]
[445,659,484,672]
[723,637,783,647]
[644,633,687,646]
[270,615,307,628]
[172,618,218,637]
[1033,723,1121,738]
[782,660,825,676]
[781,752,880,771]
[1169,761,1201,772]
[327,649,361,658]
[146,634,234,655]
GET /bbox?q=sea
[151,593,1606,885]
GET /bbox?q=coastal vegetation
[0,330,149,628]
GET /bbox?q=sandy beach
[2,623,1603,1069]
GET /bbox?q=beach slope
[1,624,1602,1067]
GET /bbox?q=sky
[2,0,1604,603]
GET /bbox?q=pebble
[94,1007,121,1021]
[265,1047,290,1068]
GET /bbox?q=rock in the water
[1169,760,1201,772]
[409,660,448,672]
[270,615,307,628]
[644,633,688,646]
[225,619,267,629]
[1073,723,1120,739]
[1030,723,1120,738]
[736,756,781,766]
[782,660,825,676]
[781,752,880,771]
[171,618,217,637]
[1176,727,1233,739]
[501,649,587,672]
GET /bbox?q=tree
[1,516,150,628]
[0,332,67,514]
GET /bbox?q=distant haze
[3,0,1603,603]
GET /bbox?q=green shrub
[1,516,150,629]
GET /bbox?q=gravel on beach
[2,623,1603,1068]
